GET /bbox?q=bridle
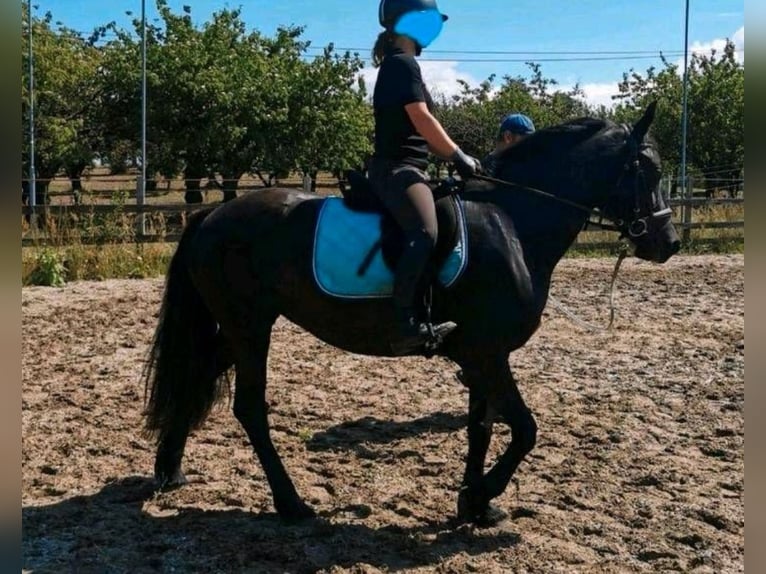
[610,124,672,240]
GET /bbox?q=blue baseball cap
[499,113,535,136]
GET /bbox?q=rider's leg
[378,169,457,352]
[392,180,438,327]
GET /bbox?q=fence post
[682,175,693,243]
[135,177,146,236]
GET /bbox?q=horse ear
[631,101,657,142]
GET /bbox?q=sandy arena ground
[22,254,744,573]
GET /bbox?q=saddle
[312,172,467,299]
[340,170,462,273]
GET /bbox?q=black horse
[144,103,679,525]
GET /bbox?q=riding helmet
[379,0,448,28]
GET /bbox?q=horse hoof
[279,501,316,523]
[475,503,510,527]
[457,487,486,523]
[457,488,508,527]
[155,469,188,491]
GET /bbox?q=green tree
[613,57,684,189]
[99,4,373,202]
[613,40,744,197]
[686,42,744,197]
[22,4,102,205]
[284,44,373,188]
[434,63,591,170]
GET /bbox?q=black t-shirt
[373,47,434,169]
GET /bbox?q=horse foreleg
[232,326,315,522]
[483,364,537,505]
[457,381,495,523]
[457,357,537,525]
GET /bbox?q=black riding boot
[390,230,457,355]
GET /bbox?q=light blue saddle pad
[313,197,468,299]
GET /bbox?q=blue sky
[35,0,744,106]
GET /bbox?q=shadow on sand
[23,475,519,572]
[307,411,467,455]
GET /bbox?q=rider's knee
[406,226,437,250]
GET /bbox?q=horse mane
[493,116,613,169]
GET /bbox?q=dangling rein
[546,248,628,332]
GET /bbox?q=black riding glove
[450,147,481,180]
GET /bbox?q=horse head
[600,102,680,263]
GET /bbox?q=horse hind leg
[232,320,315,521]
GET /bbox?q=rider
[482,113,536,176]
[370,0,481,355]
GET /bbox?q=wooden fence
[21,190,744,249]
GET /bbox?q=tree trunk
[310,169,318,192]
[34,179,50,206]
[24,180,51,227]
[183,164,206,204]
[66,161,88,204]
[184,179,203,204]
[71,177,83,204]
[253,169,275,188]
[222,177,239,202]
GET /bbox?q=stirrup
[424,321,457,351]
[390,320,457,355]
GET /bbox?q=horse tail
[143,206,225,441]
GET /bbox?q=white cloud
[359,60,480,100]
[575,82,621,109]
[733,26,744,54]
[358,66,378,97]
[419,61,482,100]
[677,26,744,68]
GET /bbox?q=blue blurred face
[393,9,444,48]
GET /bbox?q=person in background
[482,113,536,176]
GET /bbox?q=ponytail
[371,31,395,67]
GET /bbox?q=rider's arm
[405,102,459,159]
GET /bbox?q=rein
[468,173,630,331]
[547,247,628,332]
[471,173,621,232]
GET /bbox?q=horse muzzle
[630,208,681,263]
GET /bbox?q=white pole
[28,0,37,223]
[137,0,147,234]
[680,0,690,200]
